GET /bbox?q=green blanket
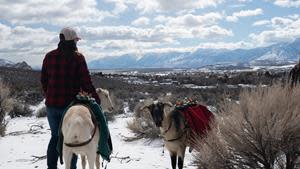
[57,95,112,163]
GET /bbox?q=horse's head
[96,88,114,113]
[142,101,173,127]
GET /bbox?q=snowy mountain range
[0,59,32,70]
[89,38,300,69]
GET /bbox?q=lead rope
[102,161,108,169]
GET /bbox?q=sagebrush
[36,106,46,118]
[8,100,32,118]
[0,82,13,136]
[194,84,300,169]
[126,101,160,140]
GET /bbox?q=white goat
[61,88,114,169]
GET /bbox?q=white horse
[61,88,114,169]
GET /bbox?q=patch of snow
[183,84,217,89]
[0,114,197,169]
[30,100,45,116]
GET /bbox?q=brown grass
[194,83,300,169]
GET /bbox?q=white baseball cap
[60,27,80,41]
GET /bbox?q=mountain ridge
[89,38,300,69]
[0,59,32,70]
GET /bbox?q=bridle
[64,104,98,147]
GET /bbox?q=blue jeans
[47,106,77,169]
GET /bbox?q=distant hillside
[0,59,32,70]
[89,38,300,69]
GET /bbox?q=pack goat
[61,88,114,169]
[142,101,190,169]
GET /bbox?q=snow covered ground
[0,114,197,169]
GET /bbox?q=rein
[64,104,98,148]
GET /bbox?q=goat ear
[163,102,173,107]
[140,105,149,112]
[96,88,102,93]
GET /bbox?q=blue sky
[0,0,299,67]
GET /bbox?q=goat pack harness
[64,104,98,147]
[161,118,189,142]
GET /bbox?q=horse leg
[63,147,72,169]
[81,155,86,169]
[96,154,100,169]
[170,151,177,169]
[87,151,97,169]
[178,147,186,169]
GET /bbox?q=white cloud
[125,0,159,14]
[237,0,252,2]
[191,26,233,39]
[131,17,150,27]
[154,15,172,23]
[79,17,232,42]
[226,8,263,22]
[250,16,300,45]
[0,0,112,25]
[253,16,294,27]
[104,0,128,14]
[0,24,57,66]
[152,13,232,39]
[156,0,223,11]
[288,14,300,19]
[125,0,223,13]
[253,20,270,26]
[271,17,293,28]
[274,0,300,8]
[166,13,223,27]
[78,25,178,42]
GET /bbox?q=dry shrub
[0,82,13,136]
[36,106,47,118]
[194,84,300,169]
[8,100,32,118]
[126,101,160,140]
[105,94,124,122]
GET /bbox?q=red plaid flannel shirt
[41,49,100,107]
